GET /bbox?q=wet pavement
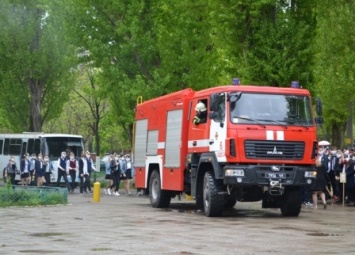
[0,188,354,255]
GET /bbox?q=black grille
[245,140,304,159]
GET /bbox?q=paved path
[0,188,354,255]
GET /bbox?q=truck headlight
[225,169,244,177]
[304,171,317,178]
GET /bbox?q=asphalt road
[0,188,354,255]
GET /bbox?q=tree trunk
[95,119,100,155]
[331,122,346,149]
[27,7,44,132]
[28,79,43,132]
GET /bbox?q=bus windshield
[230,93,314,126]
[44,137,84,159]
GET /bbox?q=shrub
[0,186,67,207]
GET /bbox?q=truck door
[209,93,227,162]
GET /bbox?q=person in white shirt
[56,151,71,191]
[123,155,133,195]
[20,153,31,186]
[79,152,89,194]
[43,155,53,185]
[35,153,45,186]
[68,152,78,193]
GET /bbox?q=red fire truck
[133,79,323,217]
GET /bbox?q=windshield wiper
[284,117,309,130]
[233,116,266,128]
[257,119,288,129]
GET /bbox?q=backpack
[6,164,15,174]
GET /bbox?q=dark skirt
[125,169,132,180]
[310,166,327,192]
[105,174,111,180]
[21,172,30,178]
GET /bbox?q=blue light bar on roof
[291,81,299,88]
[232,78,240,85]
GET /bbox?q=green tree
[59,0,323,153]
[235,0,316,88]
[62,0,239,148]
[313,0,355,147]
[43,63,110,155]
[0,0,76,132]
[73,65,110,154]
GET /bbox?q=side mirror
[315,116,324,125]
[209,94,218,111]
[315,98,322,116]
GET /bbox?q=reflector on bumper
[304,171,317,178]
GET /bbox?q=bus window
[4,138,22,155]
[34,139,40,154]
[0,139,3,154]
[4,139,9,155]
[28,138,41,155]
[21,142,27,157]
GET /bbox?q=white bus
[0,133,85,184]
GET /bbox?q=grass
[0,182,67,207]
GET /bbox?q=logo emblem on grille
[267,146,283,155]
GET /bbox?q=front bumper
[223,164,315,187]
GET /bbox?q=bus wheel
[149,170,171,208]
[203,171,223,217]
[280,188,302,217]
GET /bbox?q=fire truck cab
[133,80,323,217]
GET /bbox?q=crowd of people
[303,147,355,208]
[2,150,134,197]
[3,153,54,187]
[103,153,133,196]
[3,144,355,206]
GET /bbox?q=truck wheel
[203,171,224,217]
[149,170,171,208]
[280,188,302,217]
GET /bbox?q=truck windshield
[230,93,313,126]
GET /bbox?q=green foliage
[0,0,353,150]
[313,0,355,147]
[0,0,77,131]
[238,0,316,87]
[0,186,68,207]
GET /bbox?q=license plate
[265,173,286,179]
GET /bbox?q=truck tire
[195,195,204,210]
[149,170,171,208]
[280,188,302,217]
[203,171,224,217]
